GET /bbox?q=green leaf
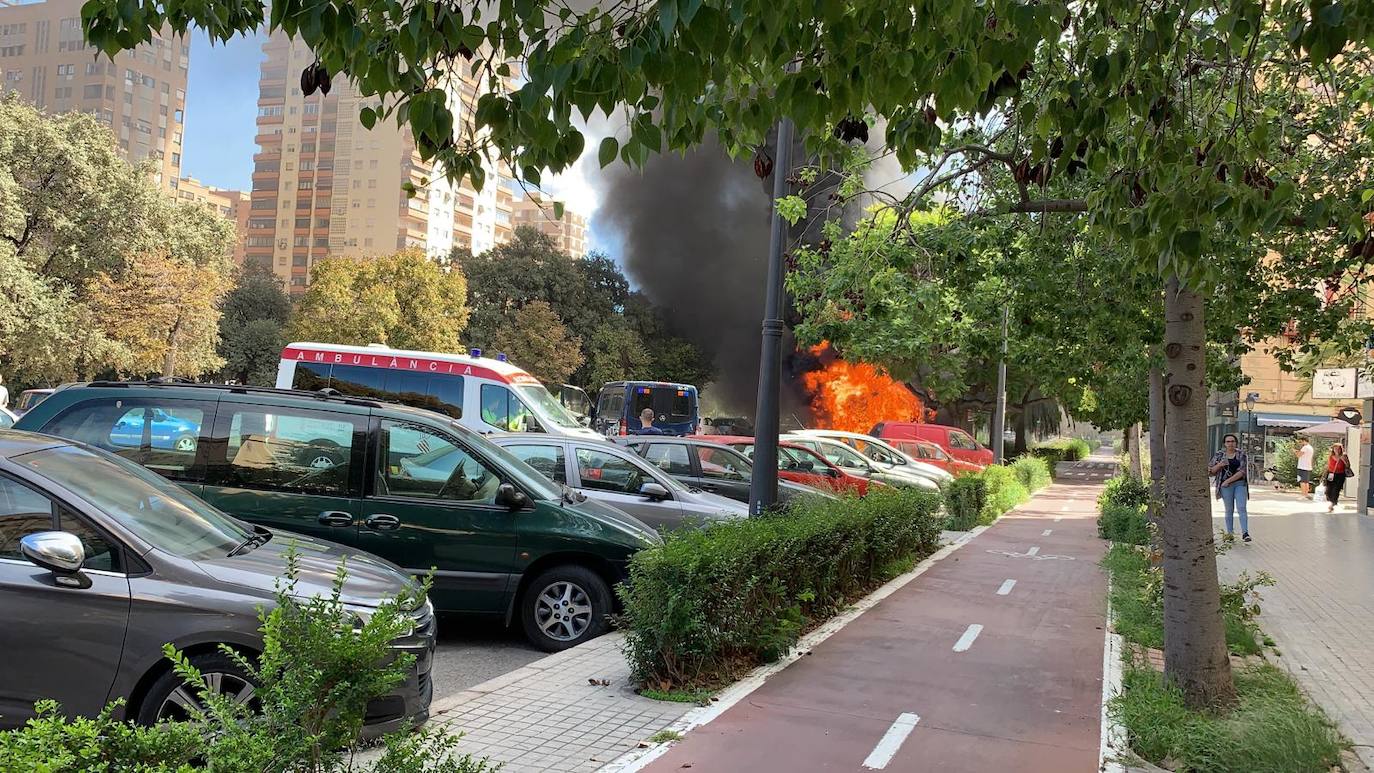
[1175,229,1202,258]
[680,0,703,25]
[659,0,678,37]
[554,201,566,219]
[360,106,376,129]
[598,136,619,168]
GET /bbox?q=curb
[1099,595,1127,773]
[599,524,991,773]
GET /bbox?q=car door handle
[317,511,354,527]
[365,514,401,531]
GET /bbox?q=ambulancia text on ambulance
[276,342,604,440]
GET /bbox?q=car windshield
[450,421,563,500]
[516,385,583,429]
[14,444,250,559]
[812,440,872,470]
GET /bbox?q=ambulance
[275,342,604,440]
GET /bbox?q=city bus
[276,342,603,439]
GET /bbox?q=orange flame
[801,344,926,432]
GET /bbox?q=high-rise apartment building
[0,0,188,192]
[512,192,589,258]
[247,32,503,292]
[173,176,251,265]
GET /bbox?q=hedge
[943,474,987,530]
[980,464,1029,523]
[1035,437,1094,462]
[1010,455,1052,492]
[619,488,944,690]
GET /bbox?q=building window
[56,64,74,79]
[0,46,26,58]
[316,218,329,228]
[171,152,180,166]
[248,218,274,229]
[141,74,154,88]
[246,237,274,247]
[299,160,313,171]
[298,180,313,190]
[257,105,283,117]
[173,108,182,123]
[303,102,319,115]
[250,199,276,210]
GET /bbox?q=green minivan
[15,382,661,651]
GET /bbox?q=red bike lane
[644,468,1112,773]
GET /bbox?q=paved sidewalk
[408,633,693,772]
[640,465,1113,772]
[1214,492,1374,769]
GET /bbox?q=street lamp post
[747,116,795,516]
[1244,392,1260,478]
[991,306,1009,464]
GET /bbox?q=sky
[180,31,616,254]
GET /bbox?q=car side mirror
[579,415,591,427]
[639,482,670,501]
[495,483,530,510]
[21,532,88,586]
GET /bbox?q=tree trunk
[163,316,182,378]
[1127,423,1143,478]
[1014,408,1029,455]
[1161,276,1236,709]
[1148,365,1166,516]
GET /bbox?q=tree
[1,95,235,385]
[89,0,1374,709]
[458,228,712,390]
[218,266,293,386]
[489,300,585,384]
[85,251,231,378]
[585,320,652,390]
[288,250,469,351]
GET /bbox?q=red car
[893,439,985,476]
[710,435,874,496]
[871,421,994,467]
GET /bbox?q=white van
[275,342,603,440]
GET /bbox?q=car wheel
[136,651,258,725]
[520,565,611,653]
[298,440,343,469]
[173,433,197,453]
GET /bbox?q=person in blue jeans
[1208,433,1250,542]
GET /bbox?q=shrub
[1037,437,1093,462]
[1029,446,1068,468]
[619,488,944,690]
[1010,455,1052,492]
[1098,503,1151,545]
[980,464,1029,523]
[0,550,495,773]
[1271,437,1332,488]
[1100,474,1151,510]
[943,474,987,531]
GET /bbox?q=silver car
[489,433,749,532]
[0,430,434,736]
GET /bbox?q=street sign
[1313,368,1358,399]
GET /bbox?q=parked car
[705,435,875,496]
[276,341,604,441]
[0,429,434,734]
[0,407,15,429]
[11,388,55,417]
[488,433,748,532]
[892,439,985,475]
[620,436,836,505]
[783,434,940,492]
[15,382,661,652]
[593,381,699,437]
[871,421,995,466]
[791,429,953,485]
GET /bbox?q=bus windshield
[516,385,583,429]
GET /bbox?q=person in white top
[1295,436,1315,497]
[0,374,8,410]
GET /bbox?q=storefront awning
[1255,413,1327,428]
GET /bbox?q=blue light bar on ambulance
[470,348,482,358]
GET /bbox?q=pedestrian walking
[1323,442,1351,513]
[1295,435,1315,497]
[1209,433,1251,542]
[0,374,8,410]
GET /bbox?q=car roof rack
[83,380,386,409]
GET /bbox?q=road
[431,617,546,699]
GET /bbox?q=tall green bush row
[1035,437,1094,462]
[1010,455,1052,492]
[979,464,1029,523]
[619,488,944,690]
[1097,475,1152,544]
[943,475,987,531]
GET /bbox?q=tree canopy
[288,249,470,351]
[489,299,585,384]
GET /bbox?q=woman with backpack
[1324,443,1351,513]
